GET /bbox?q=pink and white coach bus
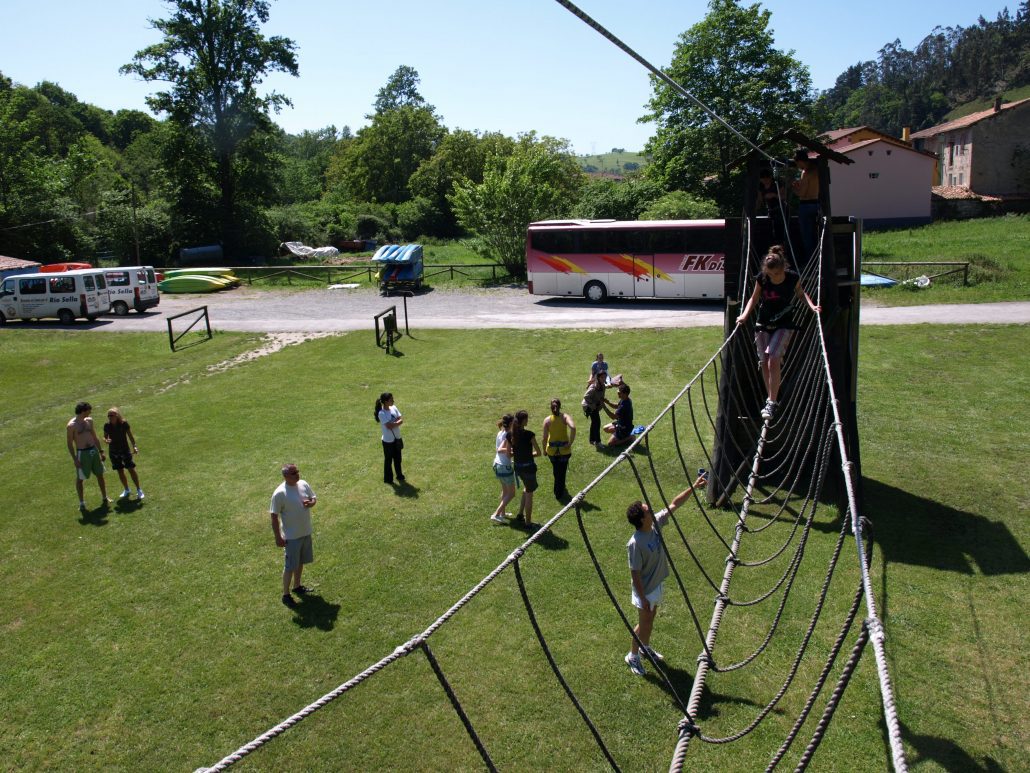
[525,219,726,302]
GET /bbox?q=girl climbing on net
[736,245,820,420]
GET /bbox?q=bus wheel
[583,281,608,303]
[58,309,76,325]
[113,301,129,316]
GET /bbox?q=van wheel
[583,280,608,303]
[113,301,129,316]
[58,309,76,325]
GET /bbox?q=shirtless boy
[67,401,110,509]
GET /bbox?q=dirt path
[8,286,1030,333]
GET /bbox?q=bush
[640,190,719,220]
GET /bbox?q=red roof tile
[0,255,41,271]
[910,98,1030,139]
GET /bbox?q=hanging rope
[513,557,621,771]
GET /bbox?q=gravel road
[7,286,1030,333]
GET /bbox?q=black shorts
[515,463,539,492]
[614,424,632,440]
[109,450,135,470]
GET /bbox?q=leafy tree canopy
[449,133,582,276]
[643,0,812,209]
[122,0,298,254]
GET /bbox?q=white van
[104,265,160,315]
[0,269,112,325]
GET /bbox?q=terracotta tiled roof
[931,185,1003,201]
[0,255,41,271]
[910,97,1030,139]
[834,138,937,158]
[821,127,868,142]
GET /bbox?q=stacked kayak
[158,268,241,293]
[372,244,424,292]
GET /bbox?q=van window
[50,276,75,293]
[135,270,147,284]
[146,269,156,282]
[19,277,47,295]
[94,274,106,289]
[1,279,13,295]
[106,271,130,287]
[84,275,95,291]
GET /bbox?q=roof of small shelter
[727,129,853,171]
[0,255,41,271]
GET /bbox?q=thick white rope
[812,222,909,771]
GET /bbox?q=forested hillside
[815,4,1030,136]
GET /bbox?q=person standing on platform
[791,150,820,265]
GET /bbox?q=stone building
[910,97,1030,197]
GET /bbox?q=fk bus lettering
[679,254,724,272]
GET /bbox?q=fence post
[963,263,969,286]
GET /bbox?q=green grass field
[861,214,1030,305]
[1,322,1026,771]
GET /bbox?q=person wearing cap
[269,463,317,609]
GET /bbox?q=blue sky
[0,0,1017,154]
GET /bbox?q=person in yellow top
[542,397,576,504]
[791,149,820,266]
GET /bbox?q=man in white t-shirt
[269,463,317,609]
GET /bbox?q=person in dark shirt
[603,383,634,447]
[736,247,820,420]
[103,407,145,500]
[510,410,542,527]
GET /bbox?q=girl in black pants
[375,392,405,484]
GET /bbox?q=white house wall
[830,142,934,227]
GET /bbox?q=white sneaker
[136,489,145,501]
[490,513,509,524]
[642,646,664,662]
[624,652,645,676]
[761,400,777,420]
[119,489,131,499]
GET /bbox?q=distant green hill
[944,84,1030,121]
[576,150,648,175]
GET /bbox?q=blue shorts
[493,462,515,484]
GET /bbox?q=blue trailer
[372,244,424,293]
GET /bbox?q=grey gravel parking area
[5,286,1029,333]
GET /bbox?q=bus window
[608,229,648,254]
[19,277,47,295]
[650,229,690,253]
[49,276,75,293]
[532,230,578,254]
[579,230,607,254]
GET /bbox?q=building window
[869,172,880,179]
[959,172,964,185]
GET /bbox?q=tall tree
[327,67,444,205]
[122,0,298,255]
[449,133,582,276]
[643,0,812,209]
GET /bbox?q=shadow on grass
[643,661,764,721]
[890,718,1004,772]
[391,481,419,498]
[864,478,1029,576]
[511,521,570,551]
[291,593,340,631]
[114,498,145,514]
[78,502,110,526]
